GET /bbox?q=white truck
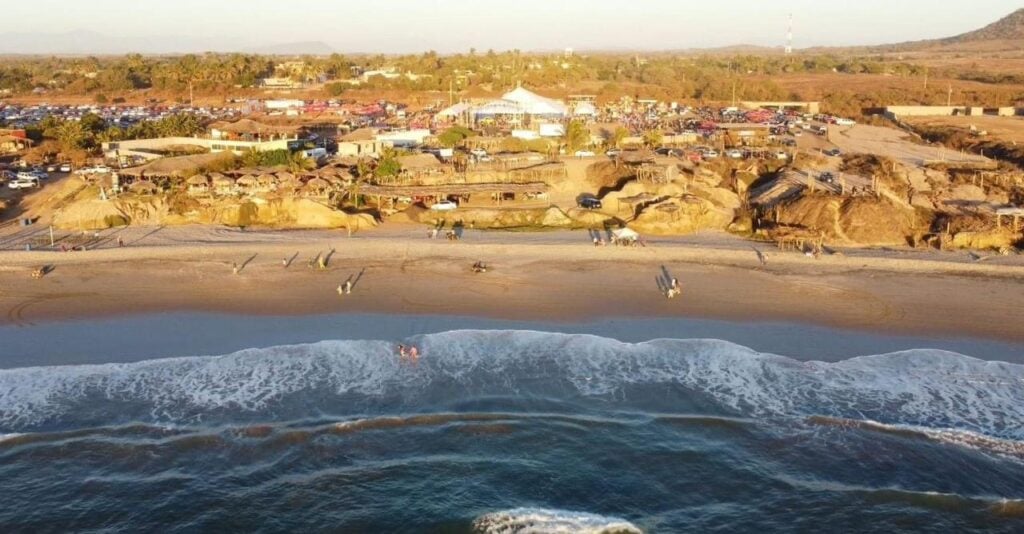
[8,176,40,189]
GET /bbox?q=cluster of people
[397,344,419,362]
[472,261,488,273]
[336,279,353,295]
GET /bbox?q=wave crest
[1,330,1022,438]
[473,508,641,534]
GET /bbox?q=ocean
[1,316,1022,532]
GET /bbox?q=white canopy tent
[501,87,569,117]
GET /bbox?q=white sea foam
[473,507,642,534]
[810,417,1024,460]
[775,473,1024,510]
[0,330,1022,441]
[0,433,24,444]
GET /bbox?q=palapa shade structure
[118,152,228,179]
[396,153,444,172]
[256,173,278,188]
[212,174,236,194]
[304,177,331,195]
[186,175,210,186]
[236,174,257,187]
[277,175,304,192]
[360,182,548,197]
[129,180,158,194]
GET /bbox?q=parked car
[775,151,789,160]
[819,172,835,184]
[574,150,596,158]
[725,149,744,159]
[46,165,57,173]
[28,170,48,179]
[824,148,842,157]
[835,118,856,126]
[59,163,73,173]
[605,149,621,158]
[77,165,111,175]
[577,197,602,209]
[702,149,720,159]
[469,148,488,158]
[8,176,40,189]
[429,200,458,211]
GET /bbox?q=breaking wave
[1,330,1022,440]
[473,508,641,534]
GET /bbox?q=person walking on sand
[336,284,345,296]
[344,280,353,294]
[117,236,124,247]
[282,257,289,268]
[232,262,239,275]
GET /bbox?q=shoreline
[1,225,1023,344]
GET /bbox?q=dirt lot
[829,124,992,168]
[904,115,1024,145]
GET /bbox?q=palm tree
[53,121,90,151]
[611,127,629,149]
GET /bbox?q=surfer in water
[397,344,407,359]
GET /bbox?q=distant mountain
[869,8,1024,52]
[0,30,256,55]
[246,41,335,56]
[940,8,1024,44]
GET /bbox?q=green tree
[437,125,474,148]
[375,147,401,178]
[564,119,590,153]
[52,121,91,151]
[643,130,664,148]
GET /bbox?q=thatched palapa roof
[119,152,228,179]
[210,118,301,136]
[397,153,444,172]
[360,182,549,197]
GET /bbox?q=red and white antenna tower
[785,14,794,55]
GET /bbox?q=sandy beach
[1,224,1023,342]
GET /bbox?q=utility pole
[947,83,953,107]
[923,68,928,91]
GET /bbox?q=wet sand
[1,225,1022,343]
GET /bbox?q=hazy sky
[5,0,1022,53]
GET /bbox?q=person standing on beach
[232,262,239,275]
